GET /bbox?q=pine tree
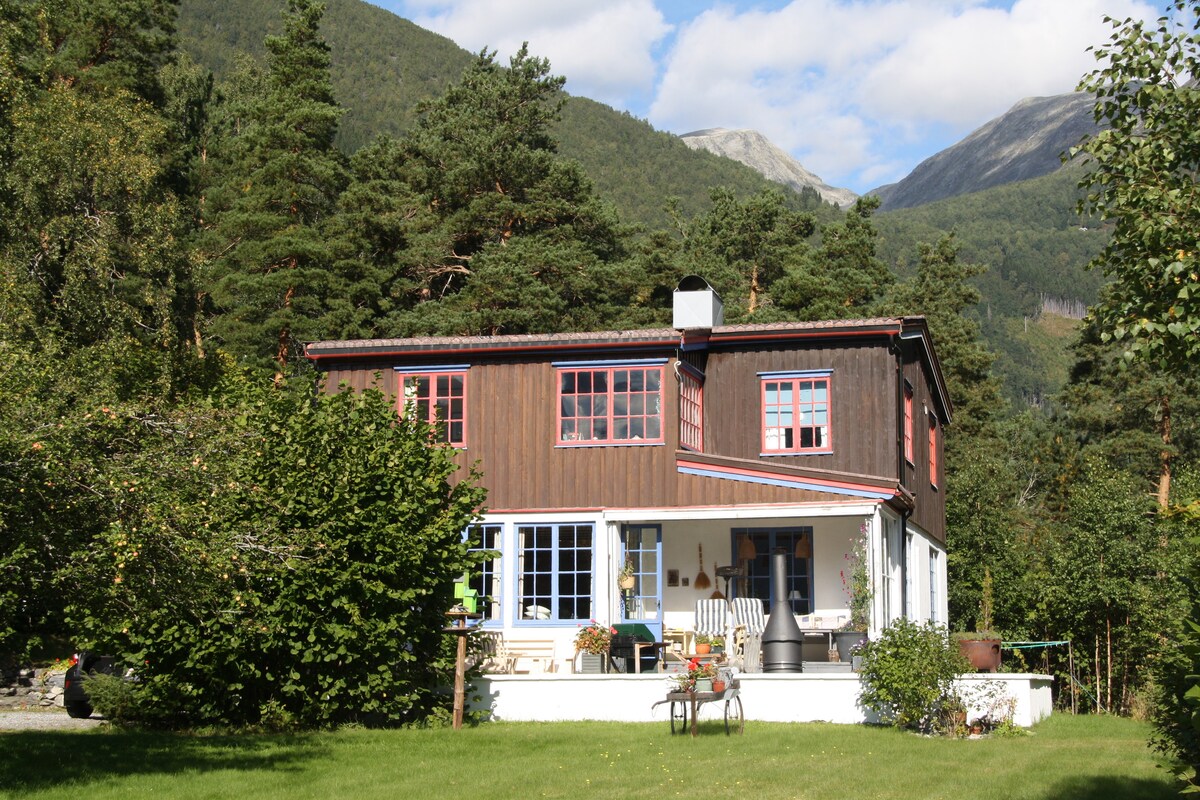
[200,0,348,378]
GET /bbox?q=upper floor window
[396,366,467,447]
[556,361,665,446]
[760,371,832,454]
[928,410,940,488]
[903,383,914,464]
[679,369,703,452]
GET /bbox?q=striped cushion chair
[694,598,729,641]
[729,597,767,672]
[730,596,767,634]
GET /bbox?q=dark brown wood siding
[900,341,946,544]
[310,332,953,525]
[701,338,899,480]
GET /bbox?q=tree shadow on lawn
[0,730,321,794]
[1046,774,1177,800]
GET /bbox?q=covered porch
[468,499,947,676]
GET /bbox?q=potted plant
[618,559,637,590]
[694,634,712,655]
[835,521,872,661]
[709,635,725,655]
[955,569,1002,672]
[670,657,719,693]
[575,621,616,673]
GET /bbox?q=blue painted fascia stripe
[677,465,892,500]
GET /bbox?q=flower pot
[834,630,867,662]
[694,678,713,693]
[958,638,1002,672]
[695,643,712,655]
[579,652,608,674]
[711,679,726,693]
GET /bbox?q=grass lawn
[0,714,1176,800]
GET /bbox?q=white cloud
[648,0,1160,190]
[398,0,671,107]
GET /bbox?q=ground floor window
[731,527,813,614]
[517,523,593,622]
[467,523,502,622]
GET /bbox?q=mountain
[870,93,1101,211]
[175,0,821,230]
[680,128,858,208]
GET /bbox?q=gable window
[468,523,502,622]
[517,523,593,622]
[679,368,703,452]
[760,370,832,454]
[397,366,467,446]
[732,527,813,614]
[903,383,914,463]
[555,360,665,446]
[928,410,939,488]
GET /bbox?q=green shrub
[857,619,969,733]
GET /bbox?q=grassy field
[0,714,1176,800]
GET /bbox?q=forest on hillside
[1,0,1197,760]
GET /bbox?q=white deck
[468,672,1054,727]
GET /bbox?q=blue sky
[372,1,1160,194]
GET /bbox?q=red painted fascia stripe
[708,326,900,346]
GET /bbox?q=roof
[305,317,953,422]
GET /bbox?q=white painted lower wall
[469,672,1053,727]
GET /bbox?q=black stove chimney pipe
[761,548,805,672]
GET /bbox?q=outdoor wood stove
[761,548,804,672]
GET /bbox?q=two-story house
[305,281,952,672]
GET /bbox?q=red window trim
[400,370,467,447]
[760,374,833,454]
[556,365,665,446]
[903,383,914,464]
[928,410,939,489]
[679,371,704,453]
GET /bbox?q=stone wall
[0,666,66,709]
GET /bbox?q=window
[517,523,593,622]
[679,370,703,452]
[761,371,831,453]
[468,524,502,622]
[398,369,466,446]
[731,527,813,614]
[556,363,664,445]
[903,383,914,463]
[928,410,939,488]
[929,549,939,624]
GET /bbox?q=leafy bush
[66,375,487,729]
[857,619,969,733]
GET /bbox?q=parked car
[63,652,117,719]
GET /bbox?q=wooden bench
[503,639,560,673]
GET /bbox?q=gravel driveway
[0,709,105,731]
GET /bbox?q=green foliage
[1075,1,1200,375]
[65,376,486,728]
[200,0,350,376]
[857,619,970,733]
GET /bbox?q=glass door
[619,524,662,638]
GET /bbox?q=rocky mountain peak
[680,128,858,208]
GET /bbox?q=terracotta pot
[711,679,726,693]
[958,638,1002,672]
[695,643,712,655]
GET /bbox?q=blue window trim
[757,369,833,379]
[394,364,470,373]
[514,522,594,626]
[465,523,503,628]
[552,358,669,368]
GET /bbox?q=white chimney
[673,276,724,330]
